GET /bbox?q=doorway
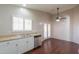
[44,23,51,39]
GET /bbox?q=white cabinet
[0,36,34,54]
[6,40,18,54]
[18,37,34,53]
[27,37,34,51]
[0,42,10,54]
[0,40,18,54]
[17,38,28,53]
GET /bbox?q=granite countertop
[0,35,23,42]
[0,32,41,42]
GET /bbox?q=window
[12,17,32,32]
[13,17,23,31]
[25,19,32,31]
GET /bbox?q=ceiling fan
[56,8,66,22]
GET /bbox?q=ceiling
[15,4,78,15]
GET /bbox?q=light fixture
[56,18,60,22]
[56,8,60,22]
[22,4,26,7]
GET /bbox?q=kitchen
[0,4,51,54]
[0,4,79,54]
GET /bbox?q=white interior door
[44,24,51,39]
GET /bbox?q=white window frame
[12,16,32,32]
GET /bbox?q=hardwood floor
[26,38,79,54]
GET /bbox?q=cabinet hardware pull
[26,41,28,43]
[16,44,18,46]
[7,42,9,44]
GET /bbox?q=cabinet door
[27,37,34,51]
[17,38,28,53]
[0,37,34,54]
[0,42,9,54]
[0,40,19,54]
[7,40,19,54]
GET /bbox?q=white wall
[51,15,70,41]
[51,6,79,44]
[72,6,79,44]
[0,5,52,39]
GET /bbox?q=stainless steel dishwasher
[34,35,41,48]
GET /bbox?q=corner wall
[51,6,79,44]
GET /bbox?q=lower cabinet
[17,38,28,53]
[17,38,30,53]
[27,37,34,51]
[6,40,19,54]
[0,42,12,54]
[0,36,34,54]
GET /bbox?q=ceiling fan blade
[60,16,67,19]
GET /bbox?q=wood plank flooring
[26,38,79,54]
